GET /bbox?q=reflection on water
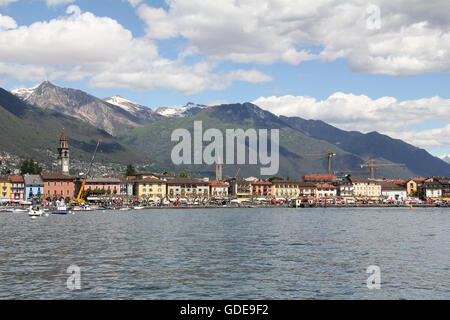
[0,208,449,299]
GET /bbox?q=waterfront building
[41,172,75,201]
[298,182,317,199]
[406,178,425,197]
[424,177,450,200]
[135,178,166,202]
[135,172,174,181]
[348,177,382,200]
[421,181,442,200]
[227,179,252,201]
[119,176,135,196]
[380,182,407,201]
[315,183,337,199]
[57,132,70,175]
[166,178,210,201]
[0,175,11,202]
[9,175,24,200]
[336,177,354,199]
[209,180,229,199]
[271,180,300,199]
[23,174,44,201]
[251,180,273,198]
[83,177,121,195]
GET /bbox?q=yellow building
[166,178,210,201]
[349,177,382,200]
[271,180,300,199]
[0,175,11,201]
[135,178,166,202]
[406,178,425,196]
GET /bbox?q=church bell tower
[58,132,70,175]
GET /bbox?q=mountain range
[0,88,148,168]
[12,81,163,135]
[7,81,450,179]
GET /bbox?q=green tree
[125,164,137,177]
[179,171,190,178]
[20,159,42,175]
[268,176,283,182]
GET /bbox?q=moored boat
[28,207,44,217]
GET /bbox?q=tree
[125,164,137,177]
[268,176,283,182]
[20,159,42,175]
[179,171,190,178]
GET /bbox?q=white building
[422,182,442,199]
[381,183,407,201]
[315,183,337,199]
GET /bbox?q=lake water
[0,208,448,300]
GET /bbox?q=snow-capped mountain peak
[104,95,143,113]
[11,83,40,100]
[155,102,208,118]
[439,154,450,164]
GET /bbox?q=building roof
[251,180,272,186]
[298,182,317,188]
[40,172,75,181]
[24,174,43,186]
[60,131,68,141]
[409,177,426,182]
[134,178,166,184]
[0,175,9,182]
[86,177,121,183]
[302,175,337,181]
[167,178,207,184]
[348,177,378,184]
[271,180,301,185]
[380,182,406,191]
[209,180,229,187]
[316,183,336,189]
[8,175,24,183]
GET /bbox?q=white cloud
[124,0,142,8]
[46,0,75,6]
[137,0,450,75]
[0,14,17,30]
[253,93,450,149]
[0,7,271,94]
[0,0,18,6]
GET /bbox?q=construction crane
[70,139,102,205]
[234,168,241,179]
[360,160,406,179]
[305,149,336,175]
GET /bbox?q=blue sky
[0,0,449,157]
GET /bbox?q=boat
[119,207,131,211]
[133,206,145,210]
[51,205,71,215]
[28,207,44,217]
[12,207,28,213]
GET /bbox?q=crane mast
[71,139,102,205]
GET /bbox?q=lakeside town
[1,132,449,210]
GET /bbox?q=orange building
[41,172,75,200]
